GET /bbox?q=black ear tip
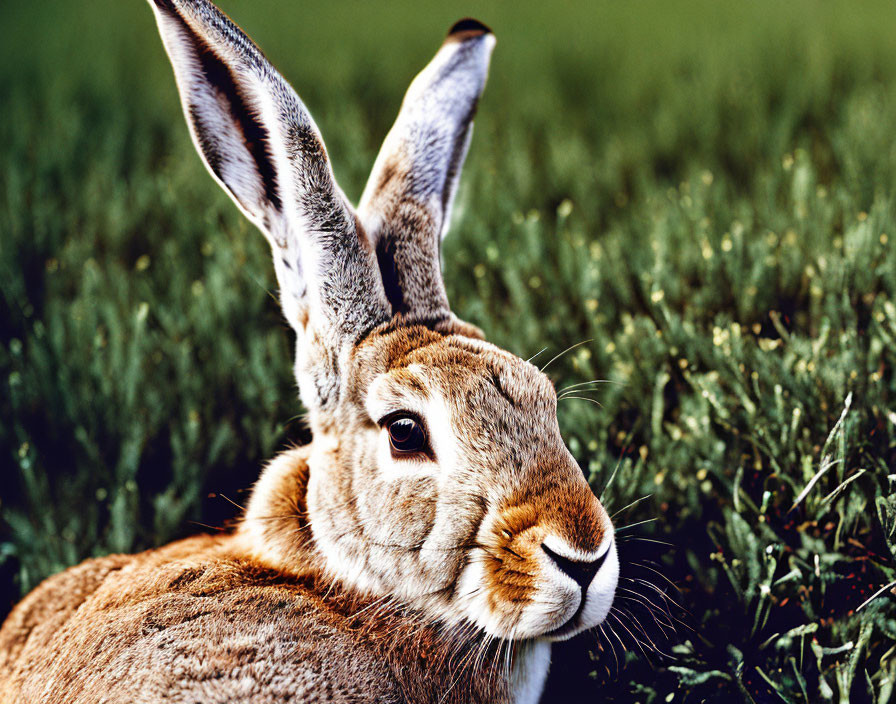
[447,18,493,39]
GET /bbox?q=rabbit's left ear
[148,0,391,348]
[358,20,495,324]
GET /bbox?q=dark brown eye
[386,415,428,455]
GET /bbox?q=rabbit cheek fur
[0,0,620,702]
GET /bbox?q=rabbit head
[149,0,618,642]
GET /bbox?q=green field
[2,0,896,701]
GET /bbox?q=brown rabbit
[0,1,619,702]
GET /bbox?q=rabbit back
[0,536,405,703]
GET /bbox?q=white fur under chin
[512,641,552,704]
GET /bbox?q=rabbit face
[305,327,618,641]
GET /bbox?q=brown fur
[0,449,509,704]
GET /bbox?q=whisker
[440,619,489,703]
[615,597,674,641]
[626,576,688,613]
[540,339,592,372]
[609,494,653,520]
[615,589,675,635]
[604,619,628,670]
[608,610,653,663]
[557,386,617,402]
[614,606,676,660]
[629,560,683,593]
[622,578,692,630]
[595,624,619,677]
[188,521,227,532]
[614,517,659,533]
[557,379,622,395]
[557,395,604,408]
[617,536,674,547]
[558,386,606,397]
[526,347,549,364]
[217,493,247,511]
[616,585,675,621]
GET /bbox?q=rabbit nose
[541,543,609,590]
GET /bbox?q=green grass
[2,0,896,701]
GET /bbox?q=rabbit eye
[385,414,428,456]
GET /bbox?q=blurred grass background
[2,0,896,701]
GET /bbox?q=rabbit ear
[358,20,495,323]
[148,0,390,348]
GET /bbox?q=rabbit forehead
[371,331,557,402]
[362,333,558,432]
[365,366,431,420]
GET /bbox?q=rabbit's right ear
[148,0,390,356]
[358,21,495,325]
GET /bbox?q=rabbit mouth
[542,589,591,640]
[543,614,585,640]
[541,588,606,641]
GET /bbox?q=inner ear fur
[359,20,495,325]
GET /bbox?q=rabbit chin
[450,543,620,641]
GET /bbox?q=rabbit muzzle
[454,473,618,641]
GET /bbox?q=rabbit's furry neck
[237,445,549,704]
